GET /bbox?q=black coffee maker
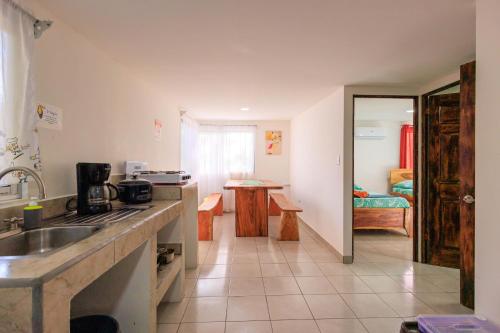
[76,163,118,215]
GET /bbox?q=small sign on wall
[36,103,63,131]
[154,119,163,141]
[265,130,282,155]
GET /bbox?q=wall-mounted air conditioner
[354,127,386,139]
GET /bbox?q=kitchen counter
[0,200,181,287]
[0,198,185,333]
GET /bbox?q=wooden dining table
[224,179,283,237]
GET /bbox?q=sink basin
[0,226,101,258]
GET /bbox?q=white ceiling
[37,0,475,120]
[355,98,414,122]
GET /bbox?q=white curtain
[180,114,199,181]
[0,1,40,185]
[198,125,256,211]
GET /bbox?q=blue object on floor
[418,315,500,333]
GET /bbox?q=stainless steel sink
[0,226,100,258]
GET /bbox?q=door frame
[352,95,420,262]
[421,81,460,263]
[421,60,476,309]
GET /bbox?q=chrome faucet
[0,166,47,199]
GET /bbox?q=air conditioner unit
[354,127,386,139]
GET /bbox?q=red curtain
[400,125,414,168]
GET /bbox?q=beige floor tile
[182,297,228,322]
[327,275,373,293]
[258,252,287,263]
[376,262,414,275]
[360,318,403,333]
[267,295,313,320]
[232,253,260,264]
[289,262,324,276]
[178,322,226,333]
[316,319,368,333]
[260,263,293,277]
[230,263,262,277]
[359,275,409,293]
[185,278,197,297]
[227,295,270,321]
[229,278,265,296]
[388,275,443,293]
[423,275,460,292]
[193,278,229,297]
[204,253,233,264]
[157,323,179,333]
[284,252,314,263]
[295,276,337,294]
[309,252,343,263]
[340,294,398,318]
[157,298,189,323]
[413,292,473,314]
[349,263,386,276]
[317,263,354,276]
[199,264,231,278]
[263,276,301,295]
[378,293,435,317]
[271,320,320,333]
[226,321,272,333]
[304,294,356,319]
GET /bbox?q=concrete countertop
[0,199,182,288]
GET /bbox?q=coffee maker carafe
[76,163,118,214]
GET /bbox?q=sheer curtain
[0,1,40,185]
[198,125,256,211]
[180,114,199,181]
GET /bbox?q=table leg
[235,188,269,237]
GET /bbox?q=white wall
[28,0,180,197]
[290,87,345,257]
[354,121,402,193]
[198,120,290,186]
[475,0,500,325]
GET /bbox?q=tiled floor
[158,214,472,333]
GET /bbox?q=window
[198,125,256,176]
[197,125,256,207]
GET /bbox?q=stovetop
[136,171,186,175]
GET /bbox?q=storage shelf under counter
[156,254,182,306]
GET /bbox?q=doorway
[352,95,419,262]
[421,61,476,309]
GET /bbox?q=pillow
[393,180,413,189]
[354,184,364,191]
[354,190,369,198]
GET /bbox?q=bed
[353,190,413,237]
[389,168,414,205]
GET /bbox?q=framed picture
[265,130,282,155]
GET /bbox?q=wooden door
[459,61,475,309]
[427,93,461,268]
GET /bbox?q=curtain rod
[3,0,52,38]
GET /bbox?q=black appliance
[117,175,153,204]
[76,163,118,215]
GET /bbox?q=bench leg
[269,196,281,216]
[280,212,299,241]
[214,196,224,216]
[198,211,214,241]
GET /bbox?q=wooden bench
[269,193,303,241]
[198,193,223,241]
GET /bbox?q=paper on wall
[36,103,63,131]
